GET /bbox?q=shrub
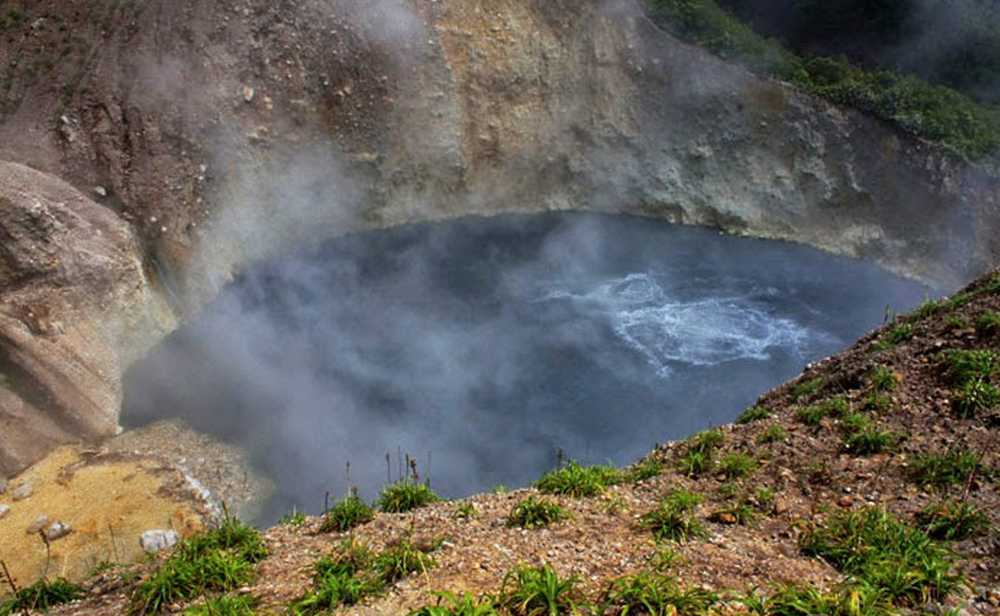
[408,592,499,616]
[535,461,623,497]
[0,578,84,616]
[377,482,440,513]
[916,500,992,541]
[976,310,1000,337]
[184,595,257,616]
[718,452,759,479]
[757,425,787,444]
[507,496,569,529]
[799,507,962,605]
[321,494,374,532]
[909,448,990,488]
[641,490,706,542]
[498,565,585,615]
[737,405,771,424]
[952,377,1000,418]
[601,572,718,615]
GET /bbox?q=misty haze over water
[123,213,931,523]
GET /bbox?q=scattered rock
[44,521,72,541]
[837,495,853,508]
[11,482,33,501]
[26,514,49,534]
[0,505,9,520]
[242,85,255,103]
[94,185,108,197]
[140,529,180,553]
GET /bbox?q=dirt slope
[42,269,1000,615]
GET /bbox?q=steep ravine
[0,0,998,480]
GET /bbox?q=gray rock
[0,505,9,520]
[26,515,49,534]
[11,482,33,501]
[140,529,179,553]
[44,521,72,541]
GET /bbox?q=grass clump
[377,481,440,513]
[799,507,962,606]
[757,425,787,444]
[737,405,771,424]
[916,500,992,541]
[641,489,706,543]
[717,452,758,479]
[290,549,382,615]
[454,502,477,519]
[710,501,756,526]
[507,496,569,529]
[279,509,307,527]
[953,377,1000,418]
[869,366,898,392]
[976,310,1000,337]
[408,592,499,616]
[909,448,990,489]
[321,494,374,532]
[743,583,891,616]
[940,349,998,386]
[601,572,718,615]
[877,323,913,349]
[789,377,824,401]
[839,414,898,455]
[677,429,725,477]
[535,461,623,497]
[373,539,437,583]
[498,565,585,615]
[0,578,84,616]
[184,595,257,616]
[625,457,663,483]
[130,514,266,615]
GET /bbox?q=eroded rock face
[0,0,998,475]
[0,162,173,477]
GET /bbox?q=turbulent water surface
[124,213,930,522]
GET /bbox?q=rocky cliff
[0,0,999,476]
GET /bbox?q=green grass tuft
[507,496,569,529]
[799,507,963,605]
[916,500,992,541]
[601,572,718,615]
[743,583,892,616]
[535,461,623,497]
[940,349,998,386]
[789,377,824,402]
[183,595,257,616]
[279,509,307,528]
[377,482,440,513]
[717,452,759,479]
[624,458,664,483]
[869,366,898,392]
[953,377,1000,418]
[321,494,375,532]
[407,592,500,616]
[498,565,585,616]
[757,425,788,444]
[840,413,898,455]
[909,448,991,489]
[976,310,1000,338]
[737,405,771,424]
[0,578,84,616]
[373,539,437,584]
[641,489,706,543]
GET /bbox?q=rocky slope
[35,268,1000,616]
[1,0,1000,505]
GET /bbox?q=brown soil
[41,269,1000,615]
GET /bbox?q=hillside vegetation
[648,0,1000,161]
[22,269,999,615]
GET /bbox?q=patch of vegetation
[373,539,438,584]
[976,310,1000,337]
[507,496,570,529]
[908,448,990,489]
[290,547,383,615]
[625,457,664,483]
[279,509,307,527]
[737,405,771,424]
[953,376,1000,418]
[869,366,898,392]
[377,481,440,513]
[805,461,834,486]
[717,452,759,479]
[454,502,477,519]
[754,487,776,513]
[799,507,963,606]
[789,377,824,402]
[677,429,726,476]
[641,489,706,542]
[535,461,623,497]
[130,515,267,615]
[601,572,718,615]
[742,583,892,616]
[877,323,913,349]
[498,565,585,616]
[796,404,827,426]
[0,578,84,616]
[940,349,998,386]
[321,494,375,532]
[757,425,788,444]
[944,314,971,330]
[916,500,992,541]
[913,298,946,320]
[839,413,898,455]
[649,0,1000,159]
[184,595,257,616]
[710,500,757,526]
[408,592,500,616]
[0,8,24,31]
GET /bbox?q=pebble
[140,529,180,553]
[11,482,33,501]
[0,505,9,520]
[26,515,49,534]
[45,522,72,541]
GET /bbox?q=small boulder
[45,522,72,541]
[140,529,179,554]
[0,505,9,520]
[26,515,49,534]
[11,482,33,501]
